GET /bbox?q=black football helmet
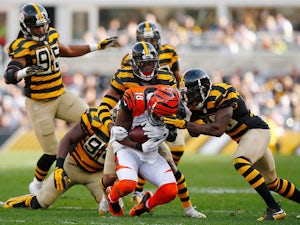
[180,68,212,109]
[131,41,159,82]
[136,21,161,52]
[19,3,50,41]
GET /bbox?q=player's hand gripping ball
[129,126,149,143]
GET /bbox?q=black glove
[54,158,70,191]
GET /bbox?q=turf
[0,150,299,225]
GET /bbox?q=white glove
[110,126,128,141]
[143,124,169,139]
[16,65,44,80]
[140,138,166,153]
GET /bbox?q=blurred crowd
[81,11,299,54]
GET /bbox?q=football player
[3,106,122,211]
[106,85,179,216]
[3,3,119,195]
[98,41,206,218]
[164,68,300,221]
[120,22,186,203]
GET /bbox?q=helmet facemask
[181,75,211,109]
[131,42,159,82]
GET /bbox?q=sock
[134,175,146,192]
[268,177,300,203]
[234,156,279,209]
[109,180,136,203]
[174,170,192,208]
[30,196,42,209]
[35,154,56,181]
[147,183,177,210]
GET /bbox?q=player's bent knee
[102,174,117,187]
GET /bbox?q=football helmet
[131,41,159,82]
[148,88,179,126]
[180,68,212,109]
[19,3,51,41]
[136,21,161,52]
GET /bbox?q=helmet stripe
[32,3,43,20]
[145,22,150,32]
[141,42,149,55]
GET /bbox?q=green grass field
[0,151,300,225]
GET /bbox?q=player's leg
[106,147,140,216]
[25,97,58,194]
[255,148,300,204]
[158,142,206,218]
[233,129,286,221]
[99,142,118,214]
[129,154,177,216]
[4,170,66,209]
[165,129,185,165]
[56,90,89,123]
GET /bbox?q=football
[129,126,149,144]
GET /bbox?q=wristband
[135,143,142,151]
[16,67,28,80]
[56,157,65,168]
[89,43,99,52]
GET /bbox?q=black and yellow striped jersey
[99,67,177,127]
[120,44,179,74]
[190,83,269,142]
[69,107,109,173]
[7,27,64,100]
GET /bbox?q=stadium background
[0,0,300,155]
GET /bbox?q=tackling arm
[57,123,85,159]
[187,107,233,137]
[54,122,85,191]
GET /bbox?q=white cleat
[130,191,143,204]
[184,206,207,219]
[29,178,43,195]
[99,196,124,215]
[99,197,109,214]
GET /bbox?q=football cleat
[129,191,153,216]
[29,178,43,195]
[184,206,207,219]
[99,195,124,215]
[106,186,123,216]
[257,207,286,221]
[3,194,34,208]
[99,196,109,214]
[130,191,143,204]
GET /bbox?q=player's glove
[98,37,120,50]
[136,137,166,153]
[16,65,44,80]
[143,123,169,139]
[163,116,187,129]
[111,126,128,141]
[54,158,70,191]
